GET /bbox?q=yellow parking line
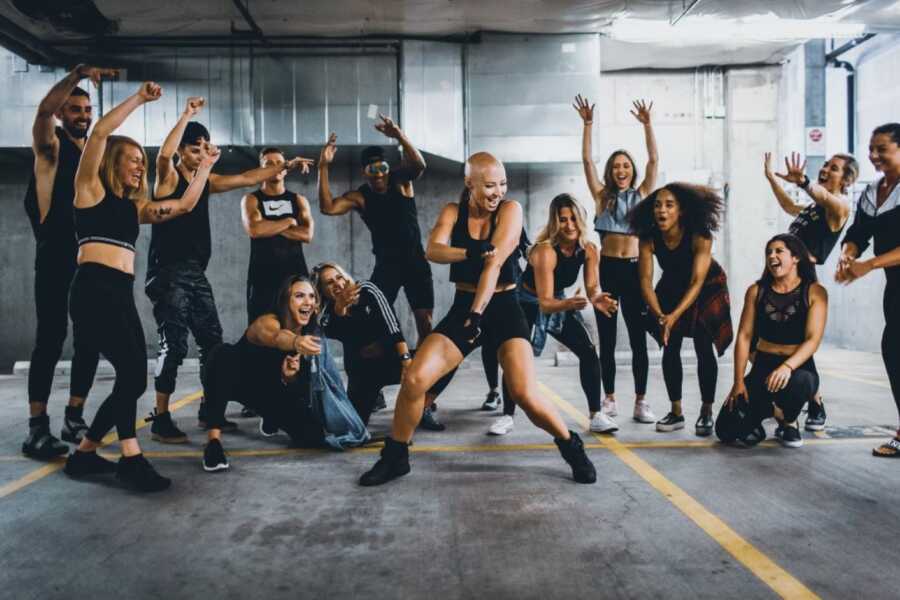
[0,390,203,500]
[539,382,820,600]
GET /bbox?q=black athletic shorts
[432,288,529,357]
[370,252,434,311]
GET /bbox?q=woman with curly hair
[716,234,826,448]
[574,94,657,424]
[629,183,733,436]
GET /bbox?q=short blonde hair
[99,135,149,200]
[311,261,355,303]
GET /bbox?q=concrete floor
[0,345,897,600]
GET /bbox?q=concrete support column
[805,40,827,173]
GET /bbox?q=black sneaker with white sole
[780,425,803,448]
[656,412,685,432]
[203,439,230,472]
[695,413,714,437]
[22,415,69,459]
[804,399,826,432]
[419,407,446,431]
[481,391,501,411]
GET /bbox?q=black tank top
[788,204,842,264]
[653,229,695,286]
[449,198,519,286]
[247,189,308,282]
[74,187,139,252]
[521,243,585,294]
[147,167,211,277]
[755,280,811,345]
[24,127,82,254]
[358,173,424,260]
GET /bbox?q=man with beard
[23,64,116,458]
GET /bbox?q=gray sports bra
[594,188,641,236]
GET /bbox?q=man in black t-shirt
[22,65,115,459]
[317,115,434,347]
[145,99,314,443]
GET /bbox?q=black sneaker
[61,407,89,444]
[202,439,230,472]
[373,391,387,412]
[240,406,257,418]
[359,437,411,486]
[22,415,69,459]
[419,407,446,431]
[197,403,238,432]
[555,431,597,484]
[780,425,803,448]
[116,454,171,492]
[695,413,714,437]
[656,412,685,432]
[481,391,501,411]
[64,450,117,477]
[147,409,188,444]
[804,399,826,432]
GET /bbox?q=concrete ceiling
[3,0,900,69]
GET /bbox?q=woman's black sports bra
[755,280,811,345]
[449,197,519,286]
[74,187,139,252]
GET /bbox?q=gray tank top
[594,188,641,236]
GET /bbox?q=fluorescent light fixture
[606,12,866,44]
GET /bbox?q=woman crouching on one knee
[201,276,354,472]
[716,234,827,448]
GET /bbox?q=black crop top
[755,280,810,345]
[449,198,519,286]
[521,244,585,294]
[74,188,139,252]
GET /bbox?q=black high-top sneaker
[64,450,117,477]
[116,454,171,492]
[555,431,597,484]
[22,414,69,459]
[61,405,89,444]
[147,409,188,444]
[359,437,411,486]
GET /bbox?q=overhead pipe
[829,58,856,155]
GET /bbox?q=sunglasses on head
[364,161,390,176]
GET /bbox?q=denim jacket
[307,334,371,450]
[517,283,586,356]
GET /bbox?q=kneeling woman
[630,183,733,436]
[488,193,618,436]
[717,234,826,448]
[201,276,368,472]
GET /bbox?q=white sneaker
[602,397,618,417]
[488,415,515,436]
[633,400,656,424]
[590,412,619,433]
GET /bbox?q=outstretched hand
[334,282,362,316]
[137,81,162,103]
[76,65,119,87]
[763,152,776,181]
[573,94,594,124]
[591,291,618,317]
[630,99,653,125]
[775,152,807,186]
[319,133,337,166]
[286,156,316,175]
[374,114,403,139]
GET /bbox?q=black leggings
[716,353,819,442]
[662,329,718,407]
[595,257,649,396]
[502,302,602,416]
[883,281,900,420]
[203,343,322,446]
[69,263,147,442]
[28,249,99,405]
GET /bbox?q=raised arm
[156,96,205,192]
[210,156,313,194]
[573,94,604,206]
[139,145,220,224]
[426,203,468,264]
[764,152,803,217]
[241,193,296,239]
[726,284,758,407]
[247,315,321,355]
[317,133,364,215]
[32,65,116,159]
[469,201,524,314]
[279,194,314,242]
[774,152,850,227]
[74,82,161,208]
[632,99,658,198]
[375,114,426,181]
